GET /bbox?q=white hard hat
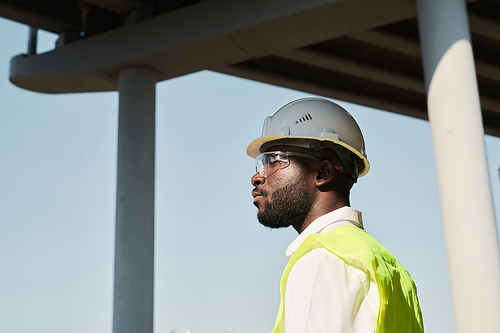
[247,98,370,178]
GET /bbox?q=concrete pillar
[416,0,500,332]
[27,27,37,55]
[113,67,157,333]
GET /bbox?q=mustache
[252,188,268,197]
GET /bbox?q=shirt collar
[285,206,363,258]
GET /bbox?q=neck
[292,194,350,233]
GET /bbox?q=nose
[251,172,266,187]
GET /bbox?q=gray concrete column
[416,0,500,332]
[27,27,37,55]
[113,67,157,333]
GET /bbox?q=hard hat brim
[247,135,370,177]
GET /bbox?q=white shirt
[283,207,379,333]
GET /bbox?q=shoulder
[311,226,400,270]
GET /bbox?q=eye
[263,154,279,166]
[269,156,280,165]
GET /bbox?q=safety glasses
[255,151,324,178]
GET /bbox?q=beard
[256,180,313,229]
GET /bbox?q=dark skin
[251,145,354,233]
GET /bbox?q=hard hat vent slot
[296,113,313,124]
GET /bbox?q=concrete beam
[347,29,500,117]
[9,0,417,93]
[277,48,425,94]
[0,0,81,33]
[215,64,428,120]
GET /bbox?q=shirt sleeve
[284,248,379,333]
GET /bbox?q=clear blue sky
[1,17,499,333]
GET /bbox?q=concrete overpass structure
[1,0,499,332]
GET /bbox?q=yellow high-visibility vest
[273,225,424,333]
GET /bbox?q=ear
[315,160,336,187]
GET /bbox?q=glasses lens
[255,152,289,176]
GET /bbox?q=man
[248,98,423,333]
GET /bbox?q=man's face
[251,146,315,229]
